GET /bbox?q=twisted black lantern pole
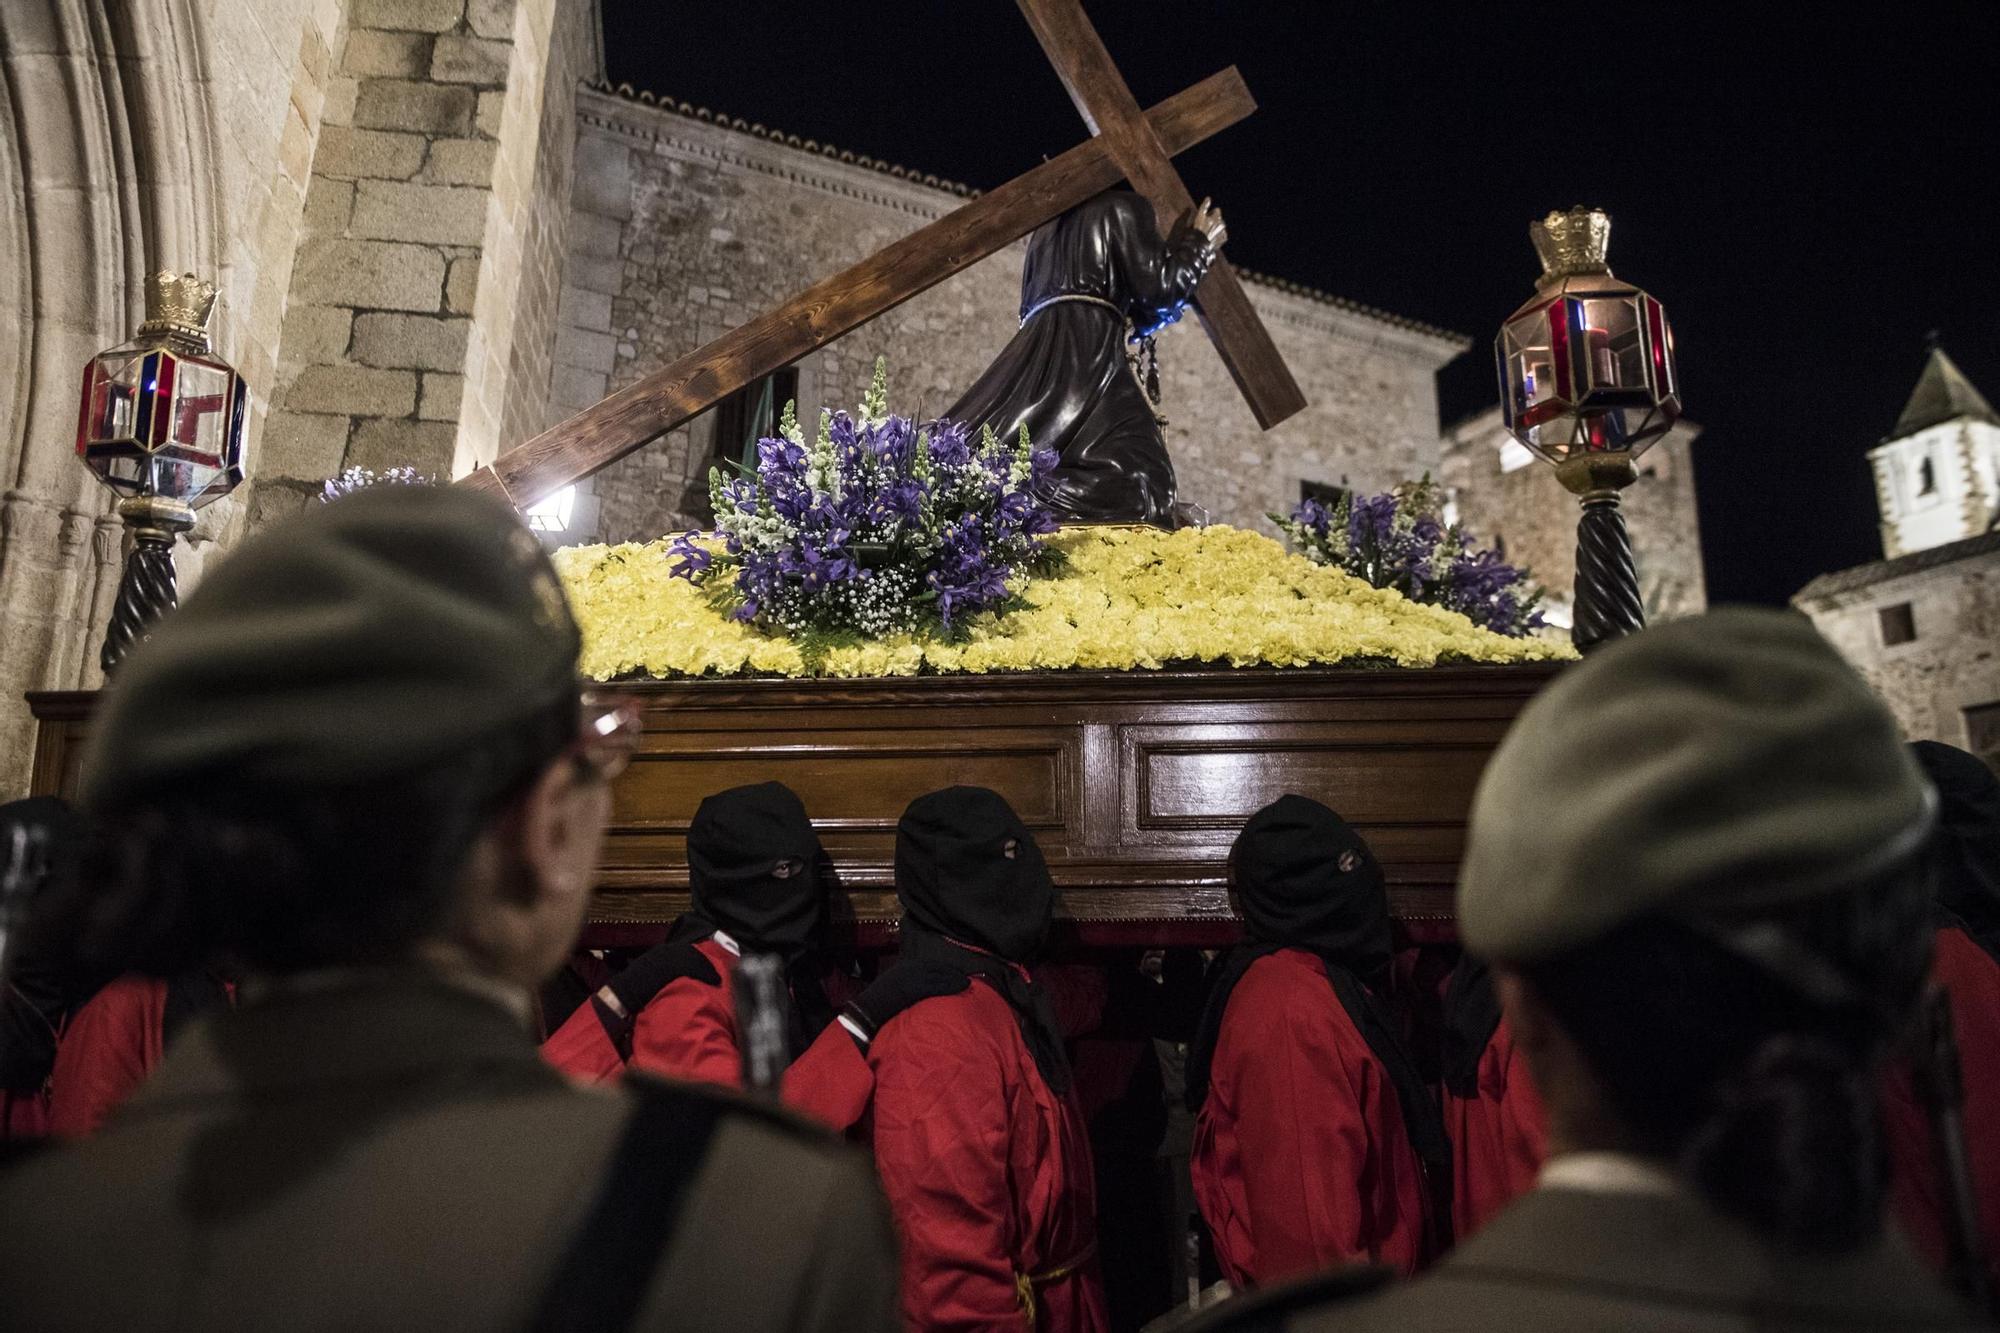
[1558,455,1645,653]
[100,495,195,674]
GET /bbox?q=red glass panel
[147,351,177,451]
[1548,299,1573,399]
[1644,296,1671,400]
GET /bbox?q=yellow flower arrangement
[552,525,1575,681]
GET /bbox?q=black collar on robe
[1441,953,1503,1098]
[1911,742,2000,967]
[1187,796,1452,1220]
[887,786,1070,1094]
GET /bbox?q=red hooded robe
[1191,947,1427,1285]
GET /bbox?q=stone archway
[0,0,223,796]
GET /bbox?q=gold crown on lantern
[1530,207,1613,282]
[138,271,218,347]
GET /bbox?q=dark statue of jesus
[944,190,1227,527]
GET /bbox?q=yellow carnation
[554,525,1575,680]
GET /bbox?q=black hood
[686,782,826,960]
[895,786,1054,964]
[1234,793,1391,973]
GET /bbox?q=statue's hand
[1189,196,1228,250]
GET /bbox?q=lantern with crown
[1496,207,1680,652]
[75,271,246,671]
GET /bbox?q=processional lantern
[1496,207,1680,652]
[75,271,246,672]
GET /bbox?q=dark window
[1879,602,1917,646]
[689,366,799,523]
[1966,703,2000,774]
[1300,479,1348,508]
[1918,457,1937,496]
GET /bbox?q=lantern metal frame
[1495,208,1680,653]
[74,272,247,673]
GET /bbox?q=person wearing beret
[1437,952,1546,1241]
[856,786,1110,1331]
[1188,795,1448,1288]
[1883,740,2000,1300]
[1191,607,1983,1333]
[0,486,900,1333]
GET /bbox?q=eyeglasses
[567,691,642,783]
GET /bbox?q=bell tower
[1867,345,2000,557]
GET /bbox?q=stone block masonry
[561,91,1470,548]
[260,0,600,491]
[0,0,349,796]
[1797,538,2000,749]
[545,88,1705,625]
[1442,408,1708,625]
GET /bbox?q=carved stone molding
[0,0,221,796]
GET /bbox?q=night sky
[601,1,2000,607]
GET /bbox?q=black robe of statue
[944,190,1216,527]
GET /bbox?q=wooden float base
[31,662,1559,947]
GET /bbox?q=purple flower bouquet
[1272,477,1546,637]
[669,358,1061,647]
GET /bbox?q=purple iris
[1281,488,1544,638]
[696,389,1058,641]
[667,532,712,579]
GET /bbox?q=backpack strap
[529,1077,729,1331]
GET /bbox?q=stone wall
[1440,407,1708,625]
[1795,539,2000,749]
[555,90,1467,546]
[260,0,598,523]
[0,0,596,798]
[0,0,345,797]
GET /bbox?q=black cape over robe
[944,190,1214,527]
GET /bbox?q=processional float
[39,2,1681,941]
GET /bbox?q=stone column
[261,0,596,516]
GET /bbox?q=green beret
[81,485,581,809]
[1460,607,1935,964]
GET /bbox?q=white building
[1868,347,2000,557]
[1797,346,2000,766]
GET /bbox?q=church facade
[0,0,1704,798]
[1796,348,2000,764]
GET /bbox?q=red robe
[540,935,875,1131]
[1443,1014,1547,1239]
[866,966,1108,1331]
[1884,925,2000,1295]
[539,998,627,1084]
[0,1090,48,1142]
[1192,947,1426,1286]
[47,975,168,1139]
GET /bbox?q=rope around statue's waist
[1018,292,1167,424]
[1019,293,1125,327]
[1013,1238,1099,1327]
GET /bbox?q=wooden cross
[462,0,1305,510]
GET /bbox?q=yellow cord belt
[1013,1239,1098,1328]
